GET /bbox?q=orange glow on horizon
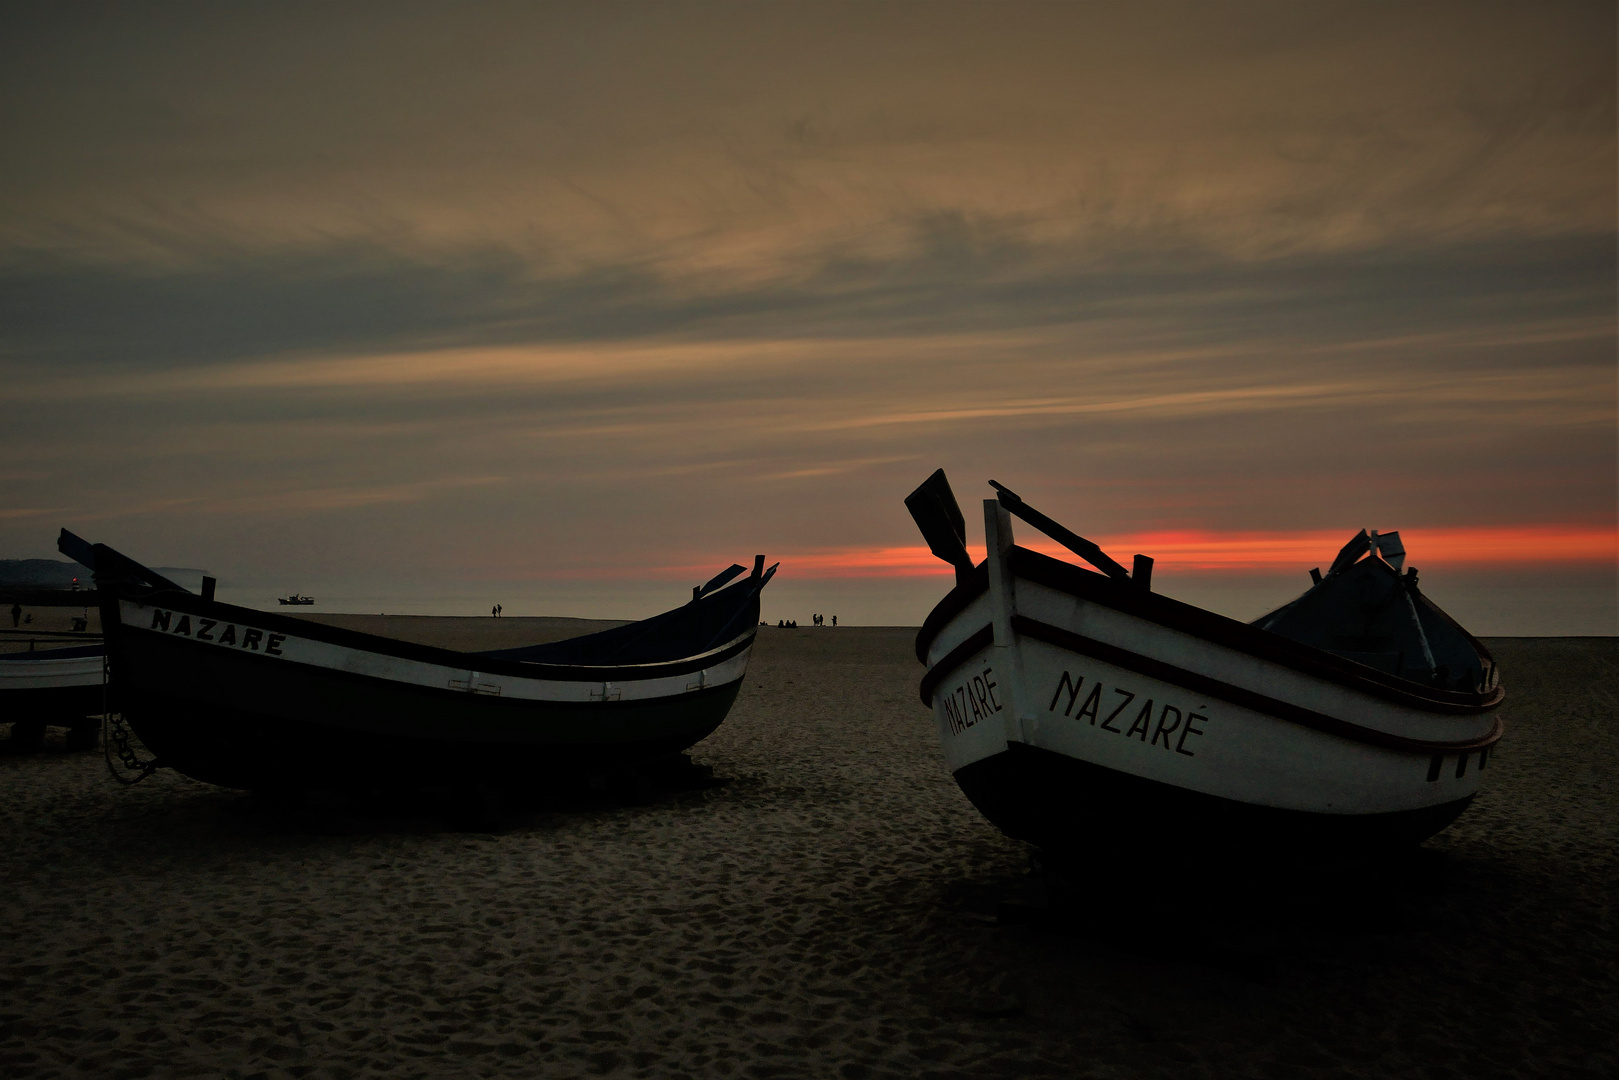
[759,524,1618,579]
[488,524,1615,583]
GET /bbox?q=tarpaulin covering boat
[58,529,775,792]
[906,470,1503,859]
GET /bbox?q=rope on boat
[100,652,162,785]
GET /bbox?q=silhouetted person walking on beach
[9,603,19,628]
[831,615,837,627]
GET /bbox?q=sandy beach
[1,627,1613,1079]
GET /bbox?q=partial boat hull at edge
[0,644,105,725]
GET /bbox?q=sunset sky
[2,2,1614,631]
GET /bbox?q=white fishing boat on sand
[906,469,1503,860]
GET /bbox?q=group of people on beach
[772,614,836,628]
[490,604,503,618]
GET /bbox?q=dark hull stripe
[916,562,989,662]
[917,625,995,707]
[1010,615,1503,753]
[919,617,1500,753]
[916,546,1502,714]
[956,742,1475,856]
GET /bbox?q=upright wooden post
[985,499,1015,646]
[984,499,1032,744]
[1132,555,1153,591]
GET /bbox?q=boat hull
[119,679,743,790]
[920,546,1503,859]
[0,646,104,723]
[956,744,1474,860]
[102,595,755,791]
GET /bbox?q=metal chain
[100,652,162,785]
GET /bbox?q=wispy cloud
[3,5,1611,270]
[0,3,1610,630]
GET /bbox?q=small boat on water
[276,594,314,606]
[0,636,105,751]
[58,529,775,792]
[905,470,1504,860]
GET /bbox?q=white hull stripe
[121,600,751,704]
[917,547,1502,714]
[0,656,104,691]
[927,632,1491,814]
[922,618,1500,754]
